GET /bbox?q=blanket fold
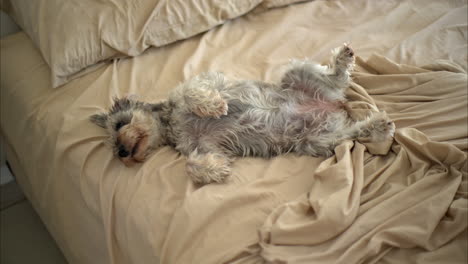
[241,56,468,264]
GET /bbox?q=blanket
[0,1,466,263]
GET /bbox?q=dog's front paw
[186,151,231,185]
[193,97,228,119]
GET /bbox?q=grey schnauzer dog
[90,44,395,184]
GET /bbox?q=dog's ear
[90,113,108,128]
[150,102,164,112]
[111,97,132,113]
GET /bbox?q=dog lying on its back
[90,44,395,184]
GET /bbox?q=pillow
[2,0,268,88]
[257,0,309,10]
[3,0,307,88]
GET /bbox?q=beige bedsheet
[1,0,467,263]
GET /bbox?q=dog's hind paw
[333,43,355,69]
[366,112,395,141]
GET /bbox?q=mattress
[1,1,467,263]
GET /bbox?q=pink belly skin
[296,100,345,114]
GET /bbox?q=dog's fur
[90,44,395,184]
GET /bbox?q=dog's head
[90,97,166,166]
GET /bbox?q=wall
[0,10,20,38]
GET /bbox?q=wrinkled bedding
[0,0,467,263]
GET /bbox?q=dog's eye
[115,122,125,131]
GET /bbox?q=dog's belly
[174,91,347,158]
[216,100,345,157]
[294,100,345,115]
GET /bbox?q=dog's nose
[118,147,130,158]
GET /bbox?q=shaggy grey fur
[91,44,395,184]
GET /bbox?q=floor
[1,165,68,264]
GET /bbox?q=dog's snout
[118,146,130,158]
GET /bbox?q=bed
[1,0,467,263]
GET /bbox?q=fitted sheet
[1,1,467,263]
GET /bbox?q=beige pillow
[257,0,309,10]
[3,0,306,88]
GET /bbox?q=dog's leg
[326,44,355,89]
[344,111,395,142]
[296,112,394,157]
[329,111,395,144]
[281,44,355,100]
[295,135,337,158]
[173,72,229,118]
[186,149,232,185]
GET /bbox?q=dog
[90,44,395,184]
